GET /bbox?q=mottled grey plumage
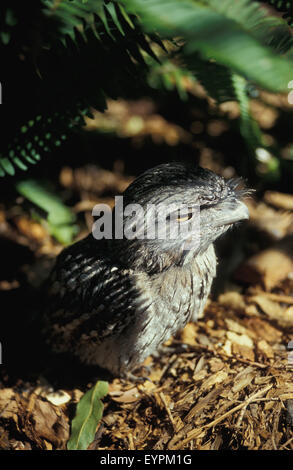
[43,162,249,377]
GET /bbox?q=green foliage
[67,381,108,450]
[123,0,293,91]
[0,110,83,177]
[258,0,293,28]
[1,0,293,182]
[42,0,134,42]
[0,0,159,176]
[15,179,78,244]
[146,55,194,100]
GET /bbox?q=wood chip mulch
[0,287,292,450]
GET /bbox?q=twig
[128,433,135,450]
[279,436,293,450]
[159,392,176,432]
[248,290,293,305]
[168,384,273,450]
[172,341,269,369]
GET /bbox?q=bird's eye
[176,211,193,222]
[166,210,194,222]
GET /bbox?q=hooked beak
[213,199,249,227]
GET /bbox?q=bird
[42,162,250,378]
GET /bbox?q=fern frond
[42,0,159,62]
[122,0,293,91]
[0,107,93,177]
[1,0,293,179]
[257,0,293,28]
[204,0,293,53]
[232,74,263,152]
[185,54,236,103]
[0,0,157,176]
[232,73,281,181]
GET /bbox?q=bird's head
[110,162,250,273]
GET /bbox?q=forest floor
[0,162,293,450]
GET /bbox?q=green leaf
[232,73,264,152]
[202,0,293,54]
[118,3,135,29]
[105,3,125,36]
[15,179,78,244]
[187,54,235,102]
[260,0,293,29]
[122,0,293,92]
[0,157,15,175]
[0,109,80,176]
[231,73,280,181]
[12,157,28,171]
[67,381,108,450]
[47,222,78,246]
[1,31,10,45]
